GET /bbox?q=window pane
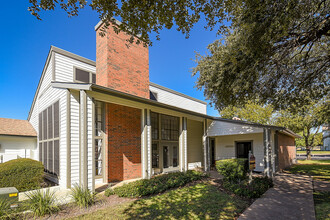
[75,68,90,83]
[95,139,102,176]
[92,73,96,84]
[39,113,43,140]
[39,143,42,162]
[150,91,158,101]
[48,141,53,173]
[54,101,59,138]
[161,114,179,141]
[173,146,178,167]
[43,109,47,140]
[152,144,159,168]
[151,112,159,140]
[43,142,48,170]
[54,140,59,176]
[48,106,53,139]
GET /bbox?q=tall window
[151,112,159,140]
[94,101,104,177]
[39,101,60,176]
[161,115,179,141]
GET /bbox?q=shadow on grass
[122,183,248,220]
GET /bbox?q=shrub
[0,199,10,217]
[25,189,59,217]
[71,184,95,208]
[216,159,248,183]
[105,170,206,198]
[0,158,44,192]
[223,176,273,199]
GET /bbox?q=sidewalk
[239,173,315,220]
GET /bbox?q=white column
[146,109,152,179]
[79,90,88,188]
[263,128,272,177]
[203,119,209,171]
[183,117,188,171]
[141,109,149,179]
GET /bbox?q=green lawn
[71,183,249,220]
[297,160,330,165]
[286,161,330,181]
[314,191,330,220]
[296,151,330,155]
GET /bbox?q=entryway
[236,141,252,159]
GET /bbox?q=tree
[29,0,329,109]
[220,100,275,125]
[276,100,329,160]
[192,0,329,111]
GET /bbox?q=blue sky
[0,2,220,120]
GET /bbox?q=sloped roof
[0,118,37,137]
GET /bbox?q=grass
[314,191,330,220]
[70,183,249,220]
[286,161,330,181]
[297,160,330,164]
[296,151,330,155]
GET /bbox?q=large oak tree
[29,0,329,109]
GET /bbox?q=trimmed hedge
[0,159,44,192]
[105,170,207,198]
[223,176,273,198]
[216,159,248,183]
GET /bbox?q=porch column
[79,90,88,188]
[263,128,272,177]
[203,119,209,171]
[182,117,188,171]
[141,109,152,179]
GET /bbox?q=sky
[0,1,221,120]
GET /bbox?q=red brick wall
[106,103,142,182]
[96,22,149,99]
[278,133,296,170]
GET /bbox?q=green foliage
[0,199,10,217]
[25,189,59,217]
[104,186,115,197]
[71,184,96,208]
[0,158,44,192]
[223,177,273,199]
[105,170,206,198]
[276,101,329,158]
[216,159,248,183]
[192,1,329,111]
[220,100,275,125]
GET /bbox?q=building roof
[0,118,37,137]
[51,81,302,138]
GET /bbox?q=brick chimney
[95,20,149,99]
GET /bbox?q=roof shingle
[0,118,37,137]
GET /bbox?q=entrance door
[236,142,252,158]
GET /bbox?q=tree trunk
[306,146,312,160]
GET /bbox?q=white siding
[149,84,207,114]
[70,91,80,187]
[215,133,265,172]
[207,121,263,136]
[0,136,37,162]
[187,119,204,169]
[55,53,96,82]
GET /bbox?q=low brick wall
[278,133,296,170]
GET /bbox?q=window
[74,68,96,84]
[151,112,159,140]
[38,100,60,176]
[94,101,104,177]
[152,144,159,168]
[150,91,158,101]
[161,115,179,141]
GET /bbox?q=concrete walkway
[239,173,315,220]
